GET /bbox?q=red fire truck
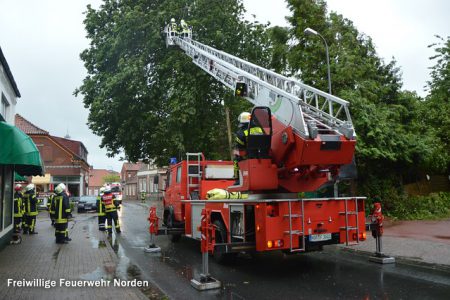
[110,182,122,204]
[158,23,366,262]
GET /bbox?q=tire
[213,220,234,263]
[166,209,174,228]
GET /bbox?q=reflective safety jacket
[96,196,106,216]
[102,193,117,213]
[23,192,39,216]
[52,193,71,224]
[170,22,178,33]
[48,194,56,214]
[14,191,24,218]
[235,126,264,150]
[181,22,189,33]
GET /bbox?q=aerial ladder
[165,24,356,193]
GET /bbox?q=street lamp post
[304,27,337,196]
[304,27,332,96]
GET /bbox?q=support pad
[190,276,221,290]
[144,245,161,253]
[369,254,395,264]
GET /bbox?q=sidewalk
[344,218,450,268]
[0,212,152,299]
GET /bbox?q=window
[166,171,171,188]
[3,168,12,228]
[0,165,13,231]
[1,93,9,121]
[176,166,182,183]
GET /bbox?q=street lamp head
[304,27,318,36]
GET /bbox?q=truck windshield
[111,186,121,193]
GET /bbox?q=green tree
[421,36,450,172]
[102,173,120,184]
[76,0,267,165]
[278,0,434,197]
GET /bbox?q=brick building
[120,162,144,200]
[137,163,167,201]
[15,114,90,197]
[88,168,120,196]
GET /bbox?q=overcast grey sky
[0,0,448,172]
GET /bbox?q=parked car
[77,196,98,213]
[37,198,48,211]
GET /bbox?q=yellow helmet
[238,112,251,124]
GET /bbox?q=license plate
[309,233,332,242]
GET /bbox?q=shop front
[0,121,43,248]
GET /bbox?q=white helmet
[181,19,186,25]
[55,183,66,194]
[15,184,22,191]
[25,183,35,192]
[238,112,251,124]
[99,187,106,196]
[104,186,111,193]
[171,18,175,22]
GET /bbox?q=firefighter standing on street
[102,186,121,234]
[96,187,106,231]
[52,183,72,244]
[140,190,146,203]
[23,184,39,234]
[13,184,24,233]
[47,190,56,226]
[232,112,264,185]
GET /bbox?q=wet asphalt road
[107,201,450,299]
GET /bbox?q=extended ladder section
[186,152,203,200]
[165,26,356,140]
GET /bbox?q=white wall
[0,63,18,124]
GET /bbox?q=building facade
[0,46,21,247]
[15,114,90,198]
[1,47,43,248]
[88,168,120,196]
[137,163,167,201]
[120,162,143,200]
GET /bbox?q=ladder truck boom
[165,25,356,192]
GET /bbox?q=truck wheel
[213,220,234,263]
[164,208,173,228]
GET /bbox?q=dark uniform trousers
[106,209,120,233]
[52,194,71,243]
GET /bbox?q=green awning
[0,121,44,176]
[14,171,27,182]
